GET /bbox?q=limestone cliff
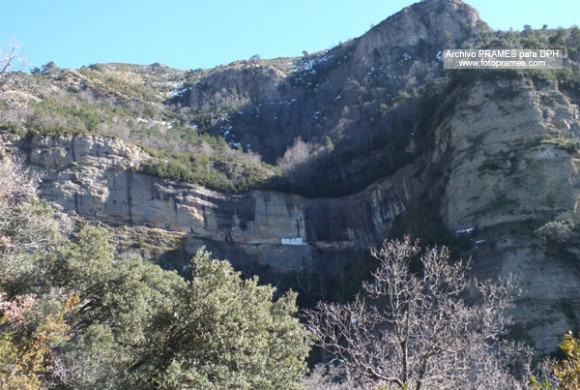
[27,133,432,274]
[438,77,580,352]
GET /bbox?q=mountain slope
[1,0,580,354]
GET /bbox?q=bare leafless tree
[278,137,313,169]
[0,39,27,78]
[0,143,59,269]
[0,40,31,106]
[303,362,373,390]
[307,236,534,390]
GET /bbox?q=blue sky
[1,0,578,71]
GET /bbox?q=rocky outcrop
[442,78,580,229]
[436,78,580,353]
[352,0,481,74]
[187,64,288,112]
[177,0,483,162]
[28,133,432,274]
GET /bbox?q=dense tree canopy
[0,145,311,389]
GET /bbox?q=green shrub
[535,219,575,244]
[541,134,580,153]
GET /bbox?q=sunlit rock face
[28,133,428,274]
[438,78,580,353]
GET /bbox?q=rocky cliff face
[436,77,580,352]
[178,0,482,163]
[442,78,580,229]
[27,133,432,275]
[11,0,580,354]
